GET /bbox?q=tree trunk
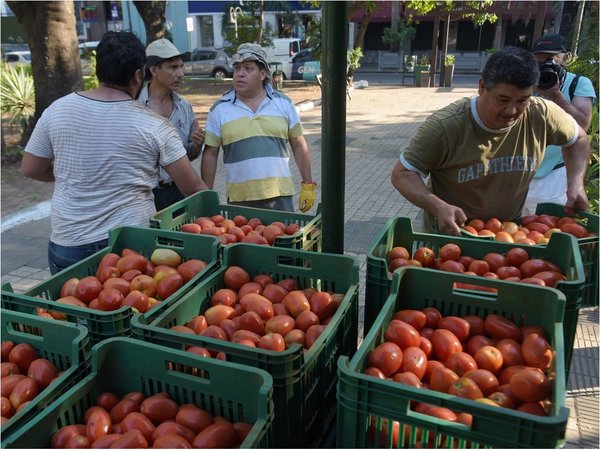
[7,1,83,144]
[134,0,167,44]
[257,1,264,46]
[429,15,440,88]
[348,10,372,79]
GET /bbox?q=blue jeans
[48,239,109,275]
[228,196,294,212]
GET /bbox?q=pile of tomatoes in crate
[177,214,303,246]
[387,243,566,288]
[170,265,345,352]
[364,307,556,424]
[50,390,253,448]
[1,341,60,424]
[39,248,208,318]
[462,215,593,244]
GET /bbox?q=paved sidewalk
[1,82,598,448]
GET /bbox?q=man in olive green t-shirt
[391,46,590,236]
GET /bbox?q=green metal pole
[321,1,348,254]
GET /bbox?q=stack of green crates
[149,190,322,252]
[2,337,274,448]
[521,203,599,307]
[131,243,359,448]
[1,310,91,446]
[0,226,220,344]
[365,217,584,374]
[338,267,569,449]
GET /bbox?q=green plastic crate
[365,217,584,375]
[149,190,322,252]
[338,267,569,449]
[528,203,599,308]
[1,227,220,345]
[0,310,91,446]
[131,243,359,448]
[2,337,274,449]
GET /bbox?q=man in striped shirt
[201,43,316,212]
[20,31,208,274]
[138,38,205,211]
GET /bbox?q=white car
[2,51,31,67]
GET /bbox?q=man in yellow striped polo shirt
[201,43,316,212]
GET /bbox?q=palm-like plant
[0,62,35,135]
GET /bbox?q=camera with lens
[537,58,566,90]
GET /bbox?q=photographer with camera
[523,34,596,215]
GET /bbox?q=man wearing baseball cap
[523,34,596,214]
[138,38,205,211]
[201,43,316,212]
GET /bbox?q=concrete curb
[1,201,51,233]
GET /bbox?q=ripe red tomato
[8,343,38,373]
[422,307,442,328]
[423,360,446,384]
[384,320,421,350]
[498,365,528,385]
[364,366,387,379]
[140,394,179,425]
[462,315,485,338]
[97,288,124,311]
[506,248,529,267]
[414,403,457,422]
[560,222,588,238]
[521,333,553,370]
[262,284,288,304]
[439,260,466,273]
[474,345,503,375]
[393,371,423,388]
[152,421,196,444]
[109,398,139,424]
[282,290,310,318]
[509,368,552,402]
[431,329,462,361]
[485,218,503,233]
[305,324,326,349]
[487,391,516,409]
[519,259,550,278]
[367,342,403,376]
[387,246,410,262]
[156,273,184,300]
[192,422,237,449]
[438,316,470,342]
[448,377,484,400]
[495,338,524,367]
[484,314,522,342]
[393,309,427,330]
[438,243,461,261]
[468,260,490,276]
[9,377,38,410]
[419,336,433,359]
[265,315,295,336]
[531,271,566,288]
[398,346,427,380]
[74,276,103,304]
[445,351,477,376]
[86,409,111,443]
[27,358,58,390]
[496,266,522,280]
[483,253,507,273]
[258,333,286,352]
[223,266,250,290]
[51,425,87,449]
[309,291,335,321]
[413,247,435,267]
[463,369,499,396]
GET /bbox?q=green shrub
[0,62,35,135]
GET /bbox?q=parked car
[287,48,320,81]
[185,48,233,78]
[2,51,31,67]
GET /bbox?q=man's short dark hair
[482,46,539,90]
[95,31,146,86]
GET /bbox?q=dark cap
[531,34,568,54]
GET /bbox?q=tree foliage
[404,1,497,25]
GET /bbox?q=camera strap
[568,75,580,100]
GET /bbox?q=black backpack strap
[569,75,580,100]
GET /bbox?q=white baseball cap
[146,38,190,65]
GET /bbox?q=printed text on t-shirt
[457,156,538,183]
